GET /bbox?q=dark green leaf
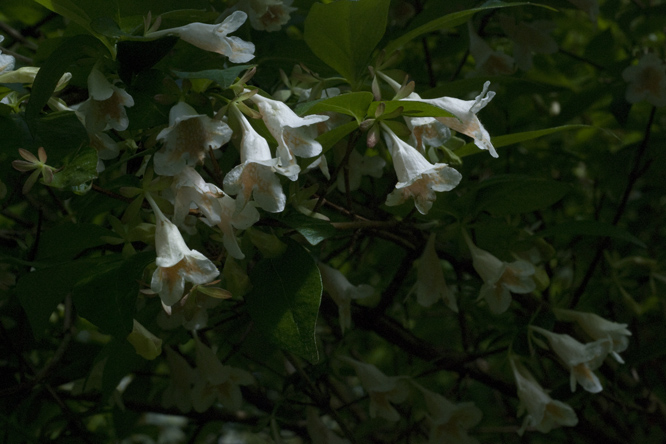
[36,223,114,262]
[316,120,358,153]
[49,146,98,190]
[304,0,390,85]
[474,176,570,216]
[367,100,455,119]
[173,66,255,89]
[245,239,322,363]
[537,220,646,248]
[281,213,338,246]
[117,37,179,85]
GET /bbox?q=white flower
[463,231,535,314]
[249,91,329,178]
[381,123,462,215]
[171,167,259,260]
[236,0,297,32]
[223,105,286,212]
[127,319,162,360]
[0,35,15,74]
[148,11,255,63]
[416,233,457,312]
[510,359,578,435]
[154,101,232,176]
[340,357,409,422]
[318,263,373,333]
[531,326,612,393]
[417,387,482,444]
[553,308,631,363]
[376,71,451,154]
[191,337,253,412]
[76,67,134,133]
[0,66,72,88]
[499,16,558,72]
[162,347,196,413]
[306,408,350,444]
[468,22,515,76]
[334,146,385,192]
[622,53,666,107]
[146,194,220,306]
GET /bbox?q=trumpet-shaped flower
[0,66,72,89]
[499,16,558,72]
[147,194,220,306]
[191,337,253,412]
[236,0,297,32]
[76,67,134,133]
[340,357,409,422]
[510,359,578,435]
[318,263,373,333]
[417,386,482,444]
[622,53,666,107]
[0,35,15,74]
[376,71,451,153]
[531,326,612,393]
[155,101,232,176]
[148,11,255,63]
[381,123,462,215]
[249,91,329,178]
[223,105,286,212]
[416,233,457,312]
[335,146,385,192]
[468,22,515,76]
[463,231,535,314]
[171,167,259,260]
[553,308,631,363]
[162,347,196,413]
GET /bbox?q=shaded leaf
[537,220,646,248]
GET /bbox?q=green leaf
[304,0,390,85]
[367,100,455,119]
[173,66,256,89]
[49,146,98,190]
[280,213,338,246]
[304,92,374,123]
[316,120,358,153]
[27,35,107,124]
[72,252,155,337]
[537,221,646,248]
[245,239,322,363]
[383,2,546,55]
[473,175,570,216]
[36,223,114,262]
[455,125,590,157]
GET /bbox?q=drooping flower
[467,22,515,76]
[622,53,666,107]
[223,105,287,212]
[154,101,232,176]
[127,319,162,360]
[415,385,482,444]
[236,0,297,32]
[499,16,558,72]
[0,35,15,74]
[416,233,457,312]
[318,263,373,333]
[340,357,409,422]
[306,407,350,444]
[553,308,631,364]
[510,359,578,435]
[530,326,612,393]
[462,231,535,314]
[146,193,220,306]
[148,11,255,63]
[162,347,196,413]
[76,67,134,133]
[171,167,259,260]
[381,123,462,215]
[249,91,329,178]
[191,337,253,412]
[376,71,451,154]
[334,146,386,193]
